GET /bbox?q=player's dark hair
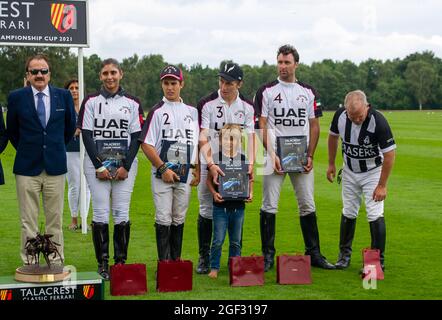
[277,45,300,63]
[101,58,122,72]
[25,54,51,73]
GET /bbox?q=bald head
[344,90,369,125]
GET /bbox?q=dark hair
[101,58,122,72]
[25,54,51,72]
[277,45,299,63]
[64,78,78,89]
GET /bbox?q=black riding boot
[114,221,131,265]
[91,221,110,280]
[155,223,171,261]
[300,212,335,270]
[170,224,184,260]
[196,215,212,274]
[369,217,386,271]
[335,215,357,269]
[260,210,276,272]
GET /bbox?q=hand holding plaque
[156,140,194,183]
[96,140,128,179]
[218,162,249,201]
[276,136,308,173]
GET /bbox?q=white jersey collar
[162,96,184,105]
[218,89,240,106]
[277,77,297,87]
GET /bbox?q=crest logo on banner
[0,290,13,301]
[51,3,77,33]
[83,285,95,299]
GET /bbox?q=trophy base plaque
[15,265,71,283]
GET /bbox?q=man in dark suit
[0,106,7,185]
[6,54,76,265]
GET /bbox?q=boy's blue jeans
[210,206,245,270]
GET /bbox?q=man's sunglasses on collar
[28,68,49,75]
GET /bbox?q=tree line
[1,47,441,111]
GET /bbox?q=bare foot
[208,270,218,279]
[68,217,78,231]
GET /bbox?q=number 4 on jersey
[274,93,283,104]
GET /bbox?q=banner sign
[0,0,89,47]
[0,272,104,301]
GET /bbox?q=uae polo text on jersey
[78,90,144,153]
[329,106,396,173]
[254,78,322,149]
[198,90,255,161]
[140,97,199,174]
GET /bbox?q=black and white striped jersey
[329,106,396,173]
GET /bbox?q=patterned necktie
[36,92,46,128]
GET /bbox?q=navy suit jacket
[6,85,76,176]
[0,108,8,184]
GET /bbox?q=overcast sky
[83,0,442,68]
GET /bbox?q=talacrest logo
[51,3,77,33]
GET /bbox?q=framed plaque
[157,140,194,183]
[218,161,249,200]
[276,136,307,173]
[96,140,128,178]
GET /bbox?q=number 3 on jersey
[216,106,223,118]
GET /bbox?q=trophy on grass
[15,226,70,283]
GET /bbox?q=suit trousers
[16,172,65,265]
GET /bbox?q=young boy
[206,124,253,278]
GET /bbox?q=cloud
[82,0,442,67]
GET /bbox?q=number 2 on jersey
[163,113,171,125]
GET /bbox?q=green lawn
[0,110,441,300]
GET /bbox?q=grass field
[0,110,441,300]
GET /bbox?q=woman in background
[65,79,91,230]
